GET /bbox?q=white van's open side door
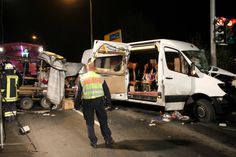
[159,41,194,111]
[92,40,130,100]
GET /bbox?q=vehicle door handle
[165,77,173,79]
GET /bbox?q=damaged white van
[82,39,236,122]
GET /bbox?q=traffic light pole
[0,73,4,149]
[210,0,217,66]
[0,93,4,149]
[0,91,4,149]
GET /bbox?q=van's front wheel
[193,99,216,123]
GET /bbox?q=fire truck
[0,42,45,109]
[0,42,43,76]
[0,42,82,110]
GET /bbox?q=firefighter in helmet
[0,62,19,122]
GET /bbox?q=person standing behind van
[75,61,114,148]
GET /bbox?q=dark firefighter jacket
[0,69,19,102]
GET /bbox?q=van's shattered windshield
[183,50,210,72]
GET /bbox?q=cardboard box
[62,98,74,110]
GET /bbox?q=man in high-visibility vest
[75,61,114,148]
[0,63,19,122]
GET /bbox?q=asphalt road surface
[1,103,236,157]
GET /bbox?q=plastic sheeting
[65,62,84,77]
[47,67,65,106]
[37,51,84,107]
[37,51,66,71]
[37,51,66,107]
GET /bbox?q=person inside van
[142,59,158,91]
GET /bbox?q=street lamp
[89,0,93,48]
[32,35,37,40]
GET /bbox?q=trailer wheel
[193,99,216,123]
[20,97,33,110]
[40,97,51,109]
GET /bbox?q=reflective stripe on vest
[80,71,104,99]
[4,111,16,117]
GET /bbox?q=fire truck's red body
[0,42,43,76]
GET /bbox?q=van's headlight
[232,79,236,88]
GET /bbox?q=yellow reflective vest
[80,71,104,99]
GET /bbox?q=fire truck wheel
[193,99,216,123]
[40,97,51,109]
[20,97,33,110]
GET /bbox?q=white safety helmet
[4,63,14,70]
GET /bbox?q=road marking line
[73,109,100,126]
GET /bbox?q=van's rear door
[92,40,130,100]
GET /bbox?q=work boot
[90,142,97,148]
[105,138,114,148]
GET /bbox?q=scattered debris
[219,123,227,127]
[140,118,145,122]
[179,116,190,121]
[149,119,156,126]
[162,117,170,122]
[42,113,57,116]
[105,106,119,111]
[19,125,31,135]
[163,113,171,118]
[43,113,50,116]
[105,106,113,111]
[149,123,156,126]
[148,110,191,126]
[150,119,155,123]
[17,109,50,114]
[171,111,190,120]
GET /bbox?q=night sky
[0,0,235,62]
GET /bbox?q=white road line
[73,109,100,126]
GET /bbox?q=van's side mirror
[212,67,218,71]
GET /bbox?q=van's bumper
[212,94,236,114]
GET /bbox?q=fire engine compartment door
[92,40,130,99]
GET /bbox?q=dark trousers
[3,102,17,122]
[82,97,112,144]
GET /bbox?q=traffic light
[21,49,29,58]
[225,18,236,44]
[214,17,226,44]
